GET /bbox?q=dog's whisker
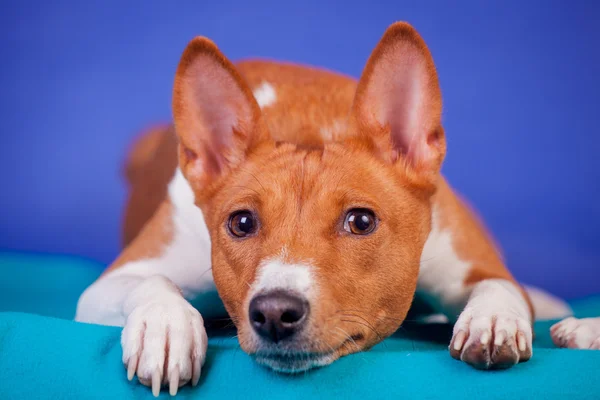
[198,267,213,279]
[338,309,405,322]
[420,255,438,264]
[339,313,383,338]
[335,327,360,352]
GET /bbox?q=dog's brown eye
[344,209,377,235]
[228,211,257,238]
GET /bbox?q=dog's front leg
[418,188,534,369]
[419,271,533,369]
[76,183,216,395]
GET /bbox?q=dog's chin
[240,328,367,373]
[253,351,338,373]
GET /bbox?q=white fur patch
[75,168,218,326]
[418,206,472,320]
[253,81,277,109]
[251,259,316,298]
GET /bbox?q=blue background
[0,1,598,299]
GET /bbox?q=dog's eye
[344,209,377,235]
[228,211,257,238]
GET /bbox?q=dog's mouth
[252,333,365,373]
[253,351,337,373]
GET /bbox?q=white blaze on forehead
[251,259,316,298]
[252,81,277,109]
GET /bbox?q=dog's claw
[127,354,138,381]
[169,365,180,396]
[517,331,527,352]
[494,330,507,346]
[192,355,201,387]
[452,330,466,351]
[152,369,161,397]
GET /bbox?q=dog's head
[172,22,444,372]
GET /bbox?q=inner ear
[350,22,444,172]
[172,37,266,188]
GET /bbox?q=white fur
[451,279,533,364]
[253,81,277,109]
[250,259,316,299]
[418,206,472,320]
[75,169,216,325]
[524,285,572,320]
[75,169,216,395]
[120,275,208,396]
[551,317,600,349]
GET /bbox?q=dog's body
[75,23,600,397]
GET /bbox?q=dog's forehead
[239,145,389,202]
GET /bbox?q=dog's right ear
[172,37,267,191]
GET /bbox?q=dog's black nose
[249,291,309,343]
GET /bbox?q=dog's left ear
[350,22,445,174]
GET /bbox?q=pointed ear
[350,22,445,174]
[172,37,267,190]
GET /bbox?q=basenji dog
[75,22,600,396]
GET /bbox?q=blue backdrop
[0,1,598,299]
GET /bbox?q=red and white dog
[75,22,600,396]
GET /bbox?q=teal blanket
[1,253,599,399]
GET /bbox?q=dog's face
[205,141,433,371]
[172,22,445,372]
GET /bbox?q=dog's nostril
[281,310,302,324]
[250,310,266,325]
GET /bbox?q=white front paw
[551,317,600,349]
[121,296,208,396]
[450,308,533,369]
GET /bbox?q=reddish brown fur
[109,22,532,361]
[106,200,174,274]
[202,141,431,354]
[122,125,178,247]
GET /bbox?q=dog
[75,22,600,396]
